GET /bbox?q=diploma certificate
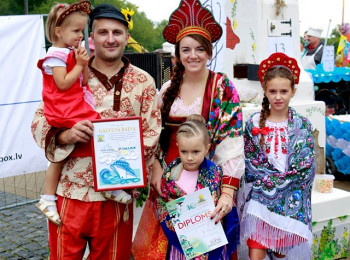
[91,117,146,191]
[166,187,228,259]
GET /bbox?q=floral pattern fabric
[239,107,316,256]
[207,73,243,159]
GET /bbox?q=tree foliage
[0,0,166,52]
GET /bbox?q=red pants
[48,195,133,260]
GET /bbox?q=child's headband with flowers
[56,0,92,27]
[163,0,222,44]
[258,52,301,85]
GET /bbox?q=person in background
[162,41,175,65]
[31,3,161,259]
[301,27,324,70]
[238,52,315,260]
[132,0,243,259]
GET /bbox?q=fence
[0,171,45,210]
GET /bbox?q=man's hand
[150,159,163,196]
[57,120,94,145]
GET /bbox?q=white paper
[166,187,228,259]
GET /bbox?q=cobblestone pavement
[0,202,48,259]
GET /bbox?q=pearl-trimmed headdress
[258,52,301,84]
[163,0,222,44]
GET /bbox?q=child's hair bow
[252,126,271,136]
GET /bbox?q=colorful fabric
[48,195,133,260]
[157,157,240,259]
[38,48,100,129]
[239,107,315,257]
[206,72,243,159]
[131,199,168,260]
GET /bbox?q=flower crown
[56,0,92,26]
[258,52,301,85]
[163,0,222,44]
[121,7,134,30]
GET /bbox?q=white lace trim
[169,96,202,116]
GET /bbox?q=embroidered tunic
[238,107,315,258]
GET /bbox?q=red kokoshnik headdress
[258,52,301,85]
[56,0,92,26]
[163,0,222,44]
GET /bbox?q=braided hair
[159,34,212,152]
[176,114,210,146]
[258,66,295,148]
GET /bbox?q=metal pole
[24,0,28,14]
[84,25,90,56]
[321,19,332,64]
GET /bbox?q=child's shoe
[101,190,132,204]
[36,195,61,226]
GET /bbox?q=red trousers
[48,195,133,260]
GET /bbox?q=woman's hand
[57,120,93,145]
[211,188,236,224]
[150,159,163,196]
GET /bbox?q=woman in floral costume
[238,53,315,260]
[131,0,244,259]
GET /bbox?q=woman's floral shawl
[157,157,239,259]
[241,107,315,255]
[207,72,243,159]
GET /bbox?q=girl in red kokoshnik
[238,53,315,260]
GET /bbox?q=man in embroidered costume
[31,3,161,259]
[132,0,244,259]
[238,53,316,259]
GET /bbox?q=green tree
[27,0,165,52]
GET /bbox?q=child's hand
[74,42,89,67]
[131,189,141,199]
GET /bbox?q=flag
[337,34,348,54]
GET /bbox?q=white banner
[0,15,48,178]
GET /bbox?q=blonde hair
[45,3,88,44]
[46,3,69,44]
[259,66,294,147]
[176,114,210,146]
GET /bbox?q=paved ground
[1,172,350,259]
[0,203,48,259]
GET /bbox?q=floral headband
[163,0,222,44]
[56,0,92,26]
[258,52,301,84]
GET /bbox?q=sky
[127,0,348,38]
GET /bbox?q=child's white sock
[110,190,132,202]
[41,194,57,212]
